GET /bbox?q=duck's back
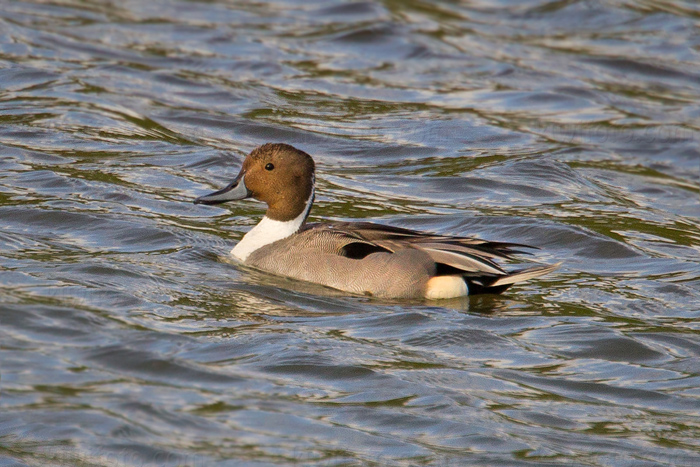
[243,221,558,299]
[244,224,436,298]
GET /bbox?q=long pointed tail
[467,262,562,295]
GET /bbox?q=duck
[194,143,559,299]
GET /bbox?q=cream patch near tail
[424,275,468,299]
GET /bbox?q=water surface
[1,0,700,466]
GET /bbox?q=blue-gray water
[1,1,700,466]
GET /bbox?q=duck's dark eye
[265,163,274,171]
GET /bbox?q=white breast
[231,188,314,261]
[231,215,303,261]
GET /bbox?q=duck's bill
[194,173,251,205]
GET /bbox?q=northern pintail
[194,143,559,299]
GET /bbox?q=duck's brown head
[194,143,316,222]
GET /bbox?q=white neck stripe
[231,186,314,261]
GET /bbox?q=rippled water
[2,0,700,465]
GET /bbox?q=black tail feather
[464,262,562,295]
[465,280,513,295]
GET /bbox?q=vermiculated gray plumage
[245,221,559,298]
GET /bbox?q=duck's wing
[294,222,389,256]
[302,221,535,276]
